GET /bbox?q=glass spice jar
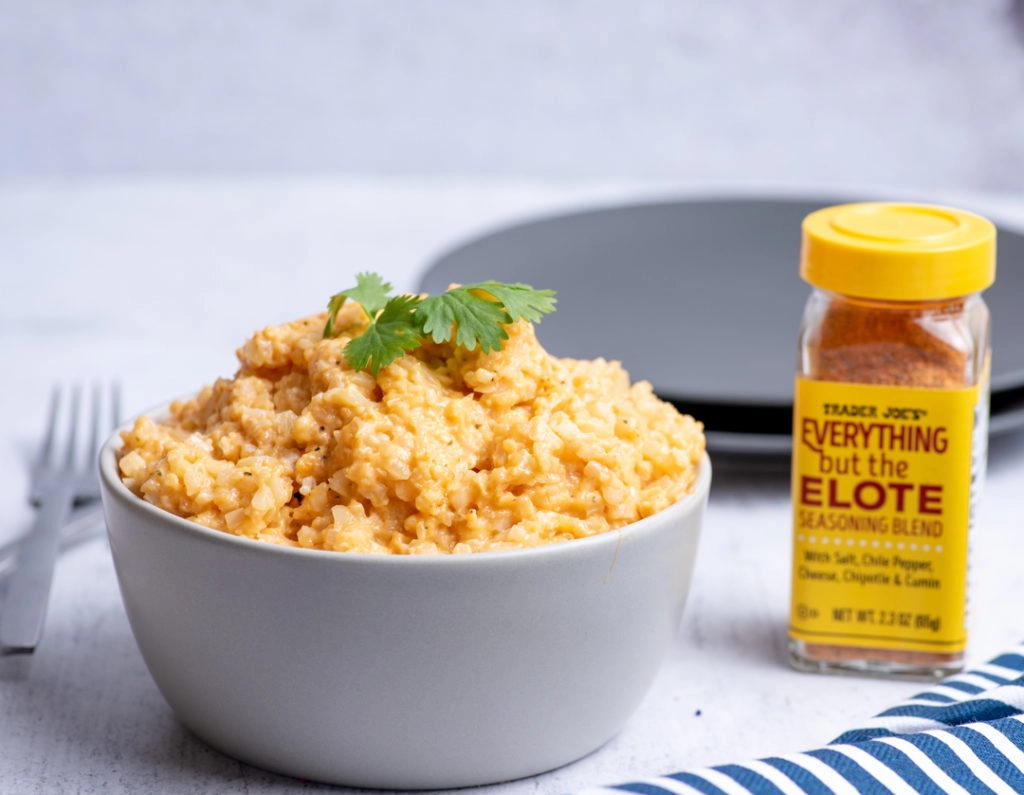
[788,202,996,680]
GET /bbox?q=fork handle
[0,480,77,654]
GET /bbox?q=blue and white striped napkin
[580,642,1024,795]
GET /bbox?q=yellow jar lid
[801,202,996,300]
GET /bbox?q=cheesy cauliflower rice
[118,302,705,554]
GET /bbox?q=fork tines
[29,382,121,507]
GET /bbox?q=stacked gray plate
[418,197,1024,457]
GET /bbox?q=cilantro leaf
[324,272,393,338]
[343,294,422,375]
[324,294,347,339]
[463,281,557,324]
[418,289,511,352]
[322,273,557,373]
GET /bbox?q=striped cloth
[579,642,1024,795]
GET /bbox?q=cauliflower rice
[118,303,705,554]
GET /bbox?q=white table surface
[1,177,1023,795]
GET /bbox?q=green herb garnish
[323,273,557,375]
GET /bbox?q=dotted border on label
[796,535,942,554]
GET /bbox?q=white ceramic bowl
[99,410,710,789]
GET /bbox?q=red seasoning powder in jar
[788,202,995,680]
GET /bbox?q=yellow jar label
[789,378,984,652]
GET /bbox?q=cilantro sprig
[323,273,557,375]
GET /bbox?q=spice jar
[788,202,996,680]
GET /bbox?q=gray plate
[419,197,1024,454]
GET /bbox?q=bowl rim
[100,400,711,569]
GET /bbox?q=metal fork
[1,383,121,655]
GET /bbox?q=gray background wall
[3,0,1024,191]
